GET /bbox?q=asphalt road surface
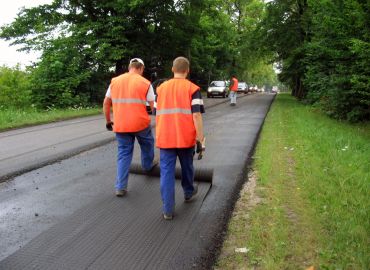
[0,93,275,269]
[0,97,228,182]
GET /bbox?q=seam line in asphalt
[0,130,110,162]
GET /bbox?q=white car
[249,85,258,93]
[207,81,229,98]
[272,86,280,93]
[237,82,248,94]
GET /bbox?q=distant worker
[103,58,157,197]
[155,56,206,220]
[229,75,238,106]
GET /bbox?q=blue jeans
[230,91,237,104]
[115,126,154,191]
[160,147,195,215]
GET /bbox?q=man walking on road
[103,58,157,197]
[229,75,238,106]
[154,56,206,220]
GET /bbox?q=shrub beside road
[216,93,369,269]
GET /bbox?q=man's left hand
[106,122,114,131]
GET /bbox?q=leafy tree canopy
[1,0,277,108]
[255,0,369,121]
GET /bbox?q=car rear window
[210,81,225,87]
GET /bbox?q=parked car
[207,81,229,98]
[249,85,258,93]
[271,86,280,93]
[237,82,248,94]
[147,78,168,114]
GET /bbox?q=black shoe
[185,185,198,202]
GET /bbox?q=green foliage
[235,0,276,83]
[256,0,309,97]
[0,0,277,108]
[0,65,32,109]
[303,0,370,122]
[256,0,369,122]
[190,2,236,80]
[30,37,92,108]
[221,0,278,86]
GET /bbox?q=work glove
[196,137,206,160]
[106,121,114,131]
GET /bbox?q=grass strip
[216,93,369,269]
[0,107,102,131]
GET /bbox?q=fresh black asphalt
[0,93,275,269]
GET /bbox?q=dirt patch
[216,169,263,268]
[237,170,260,217]
[240,169,262,209]
[227,169,263,227]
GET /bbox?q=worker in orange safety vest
[229,75,238,106]
[154,56,206,220]
[103,58,157,197]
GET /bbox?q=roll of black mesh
[129,163,213,183]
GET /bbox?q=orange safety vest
[156,78,200,148]
[230,77,238,91]
[110,72,150,132]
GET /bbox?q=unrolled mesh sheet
[0,172,211,270]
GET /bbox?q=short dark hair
[173,57,190,73]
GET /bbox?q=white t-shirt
[105,85,155,102]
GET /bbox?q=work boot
[115,189,127,197]
[163,213,173,220]
[184,185,198,202]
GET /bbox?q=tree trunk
[115,59,125,76]
[293,76,305,99]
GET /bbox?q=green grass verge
[216,93,369,269]
[0,106,102,131]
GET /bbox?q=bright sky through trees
[0,0,52,67]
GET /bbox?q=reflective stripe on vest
[112,98,147,105]
[156,108,192,115]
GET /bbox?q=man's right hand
[196,137,206,153]
[200,137,206,151]
[106,122,114,131]
[196,137,205,160]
